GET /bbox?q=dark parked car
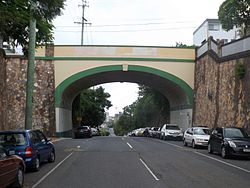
[73,126,92,138]
[0,130,55,171]
[0,146,25,188]
[208,127,250,158]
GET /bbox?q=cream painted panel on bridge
[55,60,194,88]
[53,46,195,59]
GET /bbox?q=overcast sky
[53,0,225,116]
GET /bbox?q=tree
[113,85,170,136]
[72,87,112,128]
[0,0,66,52]
[218,0,250,36]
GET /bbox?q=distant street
[24,136,250,188]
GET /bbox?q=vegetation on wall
[113,85,170,136]
[72,87,112,128]
[235,61,246,79]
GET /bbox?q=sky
[53,0,225,116]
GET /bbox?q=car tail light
[25,147,33,157]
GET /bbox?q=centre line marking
[140,158,159,181]
[32,152,74,188]
[127,142,133,149]
[194,151,250,173]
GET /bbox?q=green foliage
[218,0,250,36]
[72,87,112,127]
[235,62,245,79]
[114,85,170,136]
[175,42,195,48]
[0,0,66,53]
[100,128,110,136]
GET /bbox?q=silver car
[183,127,211,148]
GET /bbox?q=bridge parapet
[36,45,195,61]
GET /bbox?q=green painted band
[55,65,193,108]
[35,56,194,63]
[55,65,123,107]
[128,66,193,106]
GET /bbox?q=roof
[193,18,220,35]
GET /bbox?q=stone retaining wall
[0,49,55,136]
[194,37,250,132]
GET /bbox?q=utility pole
[25,0,36,129]
[74,0,91,45]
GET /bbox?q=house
[193,19,239,46]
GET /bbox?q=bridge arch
[55,64,193,137]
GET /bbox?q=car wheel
[183,139,187,146]
[48,151,55,163]
[208,143,213,154]
[33,157,40,171]
[12,166,24,188]
[221,146,228,159]
[163,135,166,140]
[192,140,196,149]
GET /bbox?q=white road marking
[127,142,133,149]
[140,158,159,181]
[51,138,67,143]
[32,152,74,188]
[122,137,125,140]
[194,151,250,174]
[165,142,183,149]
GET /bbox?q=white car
[160,124,183,140]
[183,127,211,148]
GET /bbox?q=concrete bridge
[35,45,195,136]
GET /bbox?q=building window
[208,23,219,31]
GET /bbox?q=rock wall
[194,38,250,132]
[0,48,55,136]
[0,50,6,130]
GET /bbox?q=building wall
[194,37,250,132]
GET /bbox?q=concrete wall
[55,107,72,136]
[170,109,192,131]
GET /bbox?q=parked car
[208,127,250,158]
[160,124,183,140]
[149,127,160,138]
[0,146,25,188]
[134,128,145,137]
[91,127,100,136]
[183,127,211,148]
[155,127,162,139]
[73,126,92,138]
[0,130,55,171]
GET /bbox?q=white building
[193,19,239,46]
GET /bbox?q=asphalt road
[24,136,250,188]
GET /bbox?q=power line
[74,0,91,45]
[56,21,198,28]
[55,26,196,33]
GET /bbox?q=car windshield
[224,128,248,138]
[0,133,27,146]
[166,125,180,130]
[194,128,210,135]
[78,126,88,130]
